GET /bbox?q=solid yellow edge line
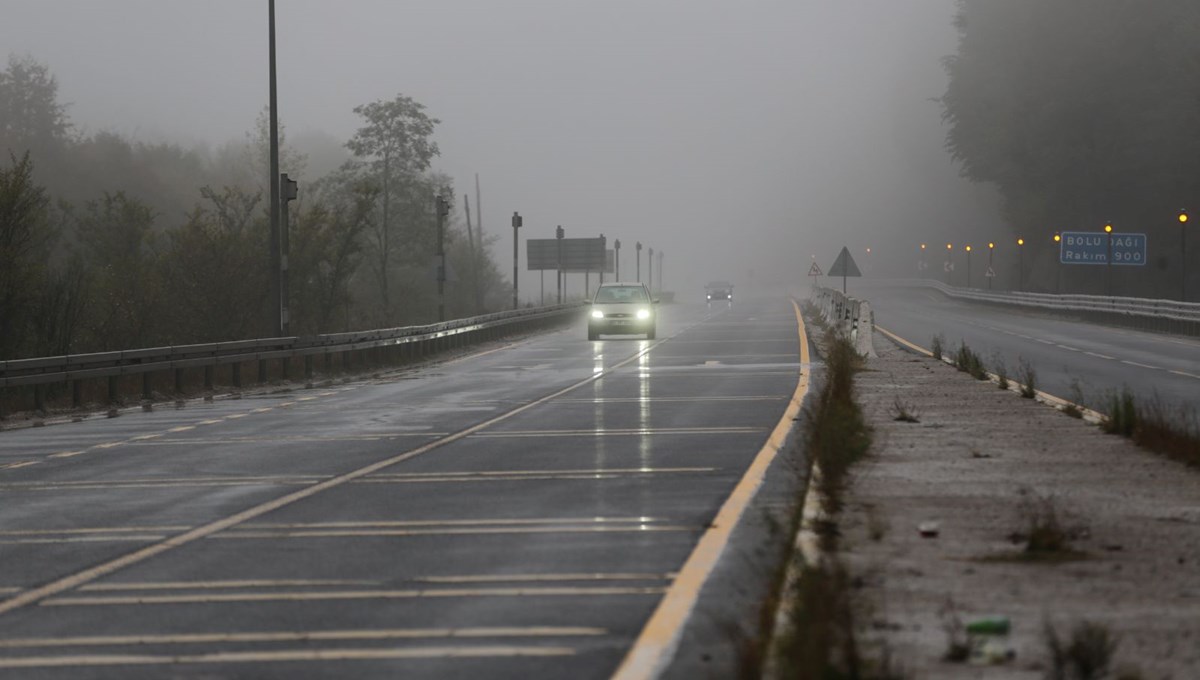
[611,300,810,680]
[873,323,1105,422]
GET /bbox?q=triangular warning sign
[808,261,823,276]
[827,247,861,278]
[985,265,996,278]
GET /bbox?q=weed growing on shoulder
[1045,619,1118,680]
[1102,388,1137,437]
[992,354,1009,390]
[1017,358,1037,398]
[930,334,945,360]
[953,342,988,380]
[890,395,920,423]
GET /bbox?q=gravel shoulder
[842,333,1200,678]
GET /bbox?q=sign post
[827,246,862,294]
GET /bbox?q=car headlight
[591,310,604,319]
[636,308,651,320]
[707,294,711,300]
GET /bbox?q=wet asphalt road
[860,281,1200,409]
[0,297,806,679]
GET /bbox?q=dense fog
[3,1,1194,356]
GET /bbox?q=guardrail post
[175,368,184,395]
[34,384,46,414]
[281,357,290,380]
[107,376,118,405]
[204,365,214,391]
[72,380,82,409]
[342,350,351,372]
[232,363,242,388]
[323,351,331,373]
[258,359,267,384]
[142,372,153,401]
[304,355,313,380]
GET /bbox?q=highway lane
[857,280,1200,409]
[0,297,806,679]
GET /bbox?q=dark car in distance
[705,281,734,303]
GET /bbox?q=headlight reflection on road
[638,347,652,468]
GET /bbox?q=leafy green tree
[0,153,54,358]
[159,187,269,342]
[73,192,161,349]
[346,95,440,320]
[941,0,1200,295]
[0,54,70,157]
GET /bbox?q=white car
[587,282,658,340]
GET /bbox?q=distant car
[705,281,734,303]
[588,282,657,340]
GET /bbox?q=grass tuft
[889,395,920,423]
[1017,358,1037,398]
[930,334,945,361]
[1045,619,1118,680]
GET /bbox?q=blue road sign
[1060,231,1147,266]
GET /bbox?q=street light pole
[1053,233,1062,293]
[267,0,281,336]
[436,195,449,321]
[1104,223,1113,297]
[987,242,994,290]
[1180,210,1189,301]
[648,247,654,294]
[556,225,564,304]
[1016,238,1025,292]
[658,250,664,293]
[279,173,297,335]
[614,239,621,280]
[636,242,642,283]
[945,243,953,285]
[511,212,522,309]
[965,245,973,288]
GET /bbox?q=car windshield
[594,286,649,303]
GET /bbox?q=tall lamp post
[614,239,621,280]
[987,242,994,290]
[556,225,564,304]
[920,243,927,277]
[945,243,953,285]
[658,250,664,293]
[436,195,449,321]
[511,212,522,309]
[648,247,654,294]
[1053,233,1062,293]
[1104,223,1113,297]
[1016,237,1025,291]
[1180,210,1189,301]
[267,0,282,336]
[965,245,973,288]
[636,241,643,283]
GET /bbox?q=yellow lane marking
[297,396,317,401]
[471,427,763,438]
[93,442,122,449]
[0,461,38,470]
[0,338,667,617]
[167,426,194,433]
[365,468,714,480]
[80,579,377,592]
[1169,369,1200,380]
[0,645,575,668]
[211,526,693,539]
[0,626,604,649]
[552,396,785,403]
[613,299,811,680]
[47,451,85,459]
[245,517,667,529]
[874,324,931,356]
[44,586,668,607]
[418,573,670,584]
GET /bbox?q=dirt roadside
[841,333,1200,679]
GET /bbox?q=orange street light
[1016,237,1025,291]
[1182,210,1191,301]
[1054,233,1061,243]
[1104,223,1113,234]
[1179,210,1188,224]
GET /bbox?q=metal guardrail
[874,279,1200,336]
[1,304,583,411]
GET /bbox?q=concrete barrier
[811,287,877,358]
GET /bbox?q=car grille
[606,313,633,318]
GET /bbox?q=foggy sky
[1,0,1004,297]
